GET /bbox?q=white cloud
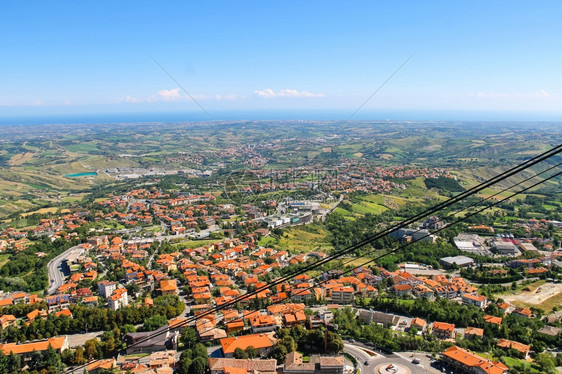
[470,90,551,99]
[122,89,237,104]
[216,94,238,101]
[157,88,182,101]
[254,88,326,98]
[31,99,43,106]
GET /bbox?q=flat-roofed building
[439,255,475,269]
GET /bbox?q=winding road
[47,245,80,294]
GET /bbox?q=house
[432,322,456,340]
[512,307,532,318]
[461,294,488,309]
[220,333,277,358]
[196,319,227,342]
[87,359,116,374]
[83,296,98,307]
[12,292,27,304]
[291,288,313,302]
[413,285,434,299]
[537,325,562,337]
[497,339,531,359]
[392,284,413,297]
[284,312,306,328]
[483,315,503,325]
[226,321,245,334]
[27,309,48,323]
[497,302,514,314]
[46,294,70,312]
[56,309,73,318]
[442,346,508,374]
[250,315,278,333]
[209,358,277,374]
[410,318,426,333]
[149,350,176,369]
[0,315,16,329]
[283,351,345,374]
[160,279,178,296]
[464,327,484,339]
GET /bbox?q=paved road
[47,245,80,294]
[344,343,426,374]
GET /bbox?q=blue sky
[1,1,562,120]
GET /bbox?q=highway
[47,245,79,294]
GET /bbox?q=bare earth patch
[503,282,562,312]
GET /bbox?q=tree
[121,324,137,334]
[192,343,209,361]
[4,352,21,373]
[142,314,168,331]
[126,282,140,296]
[180,327,198,349]
[534,353,557,374]
[278,336,297,353]
[246,346,258,359]
[189,356,208,374]
[84,339,101,359]
[73,346,86,365]
[233,347,247,359]
[44,344,64,371]
[326,331,344,353]
[177,357,192,374]
[270,343,288,363]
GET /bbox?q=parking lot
[400,352,449,374]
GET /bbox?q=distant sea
[1,110,562,126]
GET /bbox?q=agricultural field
[0,121,560,221]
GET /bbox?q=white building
[98,281,116,298]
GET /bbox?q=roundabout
[375,363,410,374]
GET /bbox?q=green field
[173,239,219,249]
[263,224,334,254]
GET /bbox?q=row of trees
[0,295,184,344]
